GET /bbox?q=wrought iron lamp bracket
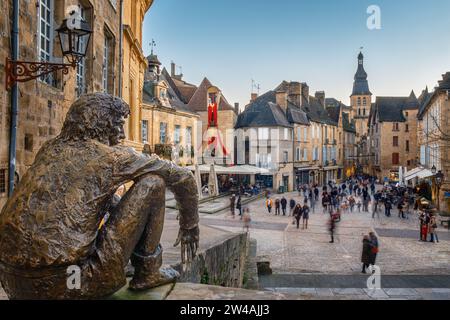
[5,58,77,90]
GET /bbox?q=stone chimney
[300,83,310,105]
[288,82,301,106]
[171,61,176,77]
[276,90,288,112]
[234,102,240,114]
[315,91,325,107]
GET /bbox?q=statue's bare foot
[128,267,180,291]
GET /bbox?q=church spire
[351,51,371,96]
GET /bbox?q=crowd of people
[224,174,445,277]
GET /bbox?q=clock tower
[350,51,372,138]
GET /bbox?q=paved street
[197,190,450,275]
[187,189,450,299]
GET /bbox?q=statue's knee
[134,175,165,195]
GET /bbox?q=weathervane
[150,39,156,54]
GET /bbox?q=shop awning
[405,167,434,181]
[185,164,270,175]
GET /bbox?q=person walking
[328,215,336,243]
[322,193,330,214]
[236,195,242,218]
[266,197,273,214]
[275,198,281,216]
[242,208,251,233]
[419,211,427,241]
[310,194,316,213]
[314,186,319,201]
[293,204,303,229]
[429,214,439,243]
[302,203,310,230]
[230,194,236,218]
[349,196,355,213]
[397,200,405,219]
[281,197,288,216]
[289,198,296,216]
[361,235,372,273]
[384,199,392,217]
[369,232,379,266]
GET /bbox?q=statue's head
[60,93,130,146]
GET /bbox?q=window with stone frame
[76,2,93,97]
[103,27,115,94]
[141,120,148,143]
[24,134,34,152]
[38,0,54,85]
[185,127,192,146]
[174,125,181,144]
[392,153,400,165]
[0,168,6,193]
[406,140,410,152]
[393,136,399,147]
[160,122,167,144]
[392,122,400,131]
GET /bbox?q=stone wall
[172,232,249,288]
[0,0,121,210]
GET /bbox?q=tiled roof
[235,91,292,129]
[418,72,450,119]
[326,105,340,123]
[171,76,198,104]
[287,103,310,125]
[404,90,419,110]
[303,97,337,126]
[342,112,356,133]
[325,98,349,109]
[187,77,235,113]
[142,70,198,116]
[438,72,450,90]
[236,82,341,129]
[374,97,408,122]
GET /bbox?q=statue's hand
[173,226,199,264]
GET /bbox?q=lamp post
[6,13,92,196]
[431,166,445,211]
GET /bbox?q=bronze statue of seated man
[0,93,199,299]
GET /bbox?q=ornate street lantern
[56,18,92,65]
[436,170,444,188]
[431,165,437,175]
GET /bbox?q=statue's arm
[116,149,199,228]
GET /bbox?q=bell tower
[350,51,372,138]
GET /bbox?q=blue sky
[143,0,450,108]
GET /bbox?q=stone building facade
[235,81,354,191]
[417,72,450,212]
[0,0,124,209]
[141,54,200,166]
[121,0,153,150]
[368,91,420,181]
